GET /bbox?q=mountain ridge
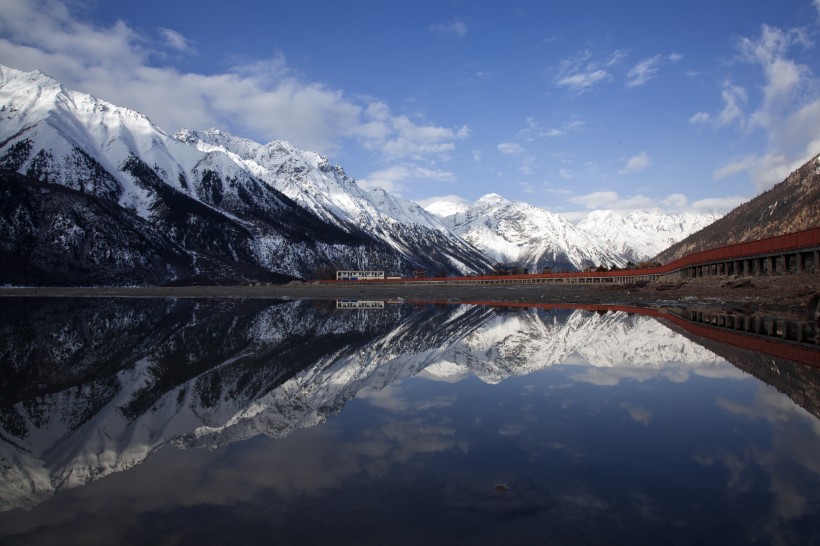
[426,194,719,270]
[0,65,493,285]
[655,153,820,263]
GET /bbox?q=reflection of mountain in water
[0,298,745,511]
[664,319,820,420]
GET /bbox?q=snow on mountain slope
[176,128,493,274]
[0,65,491,282]
[423,197,470,218]
[434,193,626,271]
[576,209,720,262]
[0,66,208,212]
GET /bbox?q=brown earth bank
[3,274,818,316]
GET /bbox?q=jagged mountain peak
[576,209,721,262]
[477,192,507,204]
[0,65,493,284]
[175,124,491,273]
[439,193,625,271]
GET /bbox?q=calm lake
[1,297,819,545]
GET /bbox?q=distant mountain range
[425,194,718,271]
[1,63,794,285]
[656,152,820,263]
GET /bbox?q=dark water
[1,298,819,545]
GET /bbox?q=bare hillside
[656,153,820,263]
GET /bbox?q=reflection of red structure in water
[402,300,820,368]
[414,269,426,279]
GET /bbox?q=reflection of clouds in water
[357,383,456,413]
[559,488,610,511]
[572,367,667,386]
[498,424,525,436]
[713,382,820,525]
[621,403,652,425]
[2,407,466,543]
[571,361,739,387]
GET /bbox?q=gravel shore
[3,275,818,314]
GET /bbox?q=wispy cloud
[568,190,745,214]
[688,111,711,124]
[554,49,626,92]
[497,142,524,155]
[429,20,467,38]
[618,151,650,174]
[359,164,455,193]
[626,52,682,87]
[706,24,820,191]
[556,69,610,91]
[158,28,193,53]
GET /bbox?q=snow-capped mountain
[0,299,725,511]
[433,193,627,271]
[176,128,492,275]
[0,65,491,285]
[423,197,470,218]
[426,194,721,268]
[576,209,721,263]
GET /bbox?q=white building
[336,270,385,281]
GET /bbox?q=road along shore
[2,275,818,314]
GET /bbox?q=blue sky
[2,0,820,218]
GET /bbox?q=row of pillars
[684,309,818,344]
[683,249,820,279]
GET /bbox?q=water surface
[1,298,818,545]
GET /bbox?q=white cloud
[358,164,455,193]
[626,52,681,87]
[713,152,805,193]
[688,111,711,124]
[703,24,820,191]
[497,142,524,155]
[737,25,810,120]
[618,151,650,174]
[717,82,747,126]
[159,28,193,53]
[429,20,467,38]
[626,55,662,87]
[519,117,585,140]
[570,191,655,210]
[568,190,745,215]
[690,195,748,213]
[554,49,624,92]
[0,0,465,164]
[556,69,611,91]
